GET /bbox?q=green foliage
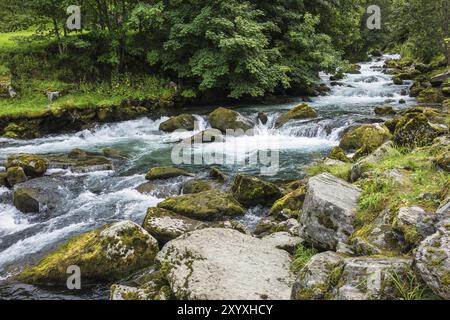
[306,162,352,181]
[291,245,318,274]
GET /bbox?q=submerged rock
[47,152,113,173]
[6,153,49,178]
[275,103,318,128]
[159,114,196,132]
[18,221,159,285]
[157,190,245,221]
[156,228,294,299]
[231,175,282,207]
[145,167,194,181]
[208,107,254,133]
[300,173,361,250]
[415,220,450,300]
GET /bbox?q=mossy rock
[157,190,245,221]
[182,179,213,194]
[143,208,206,245]
[434,152,450,172]
[393,113,441,148]
[374,105,396,116]
[275,103,318,128]
[46,154,113,173]
[6,166,27,186]
[269,187,306,218]
[0,172,8,187]
[327,147,352,163]
[13,187,41,213]
[330,72,345,81]
[393,75,403,85]
[17,221,159,285]
[231,175,282,206]
[145,167,194,181]
[417,87,445,104]
[6,154,49,178]
[209,167,227,182]
[409,82,425,97]
[208,107,253,132]
[345,64,361,74]
[159,114,196,132]
[339,124,391,153]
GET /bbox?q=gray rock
[8,86,17,98]
[334,257,413,300]
[156,228,294,300]
[291,252,344,300]
[143,208,207,245]
[350,141,394,182]
[415,220,450,299]
[300,173,361,250]
[261,232,303,254]
[430,72,449,87]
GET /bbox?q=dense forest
[0,0,449,101]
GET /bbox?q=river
[0,54,416,299]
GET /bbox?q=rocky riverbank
[1,55,449,300]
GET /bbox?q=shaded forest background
[0,0,449,101]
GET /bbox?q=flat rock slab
[156,228,294,300]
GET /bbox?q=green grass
[0,76,174,117]
[306,162,352,181]
[0,30,36,47]
[354,145,449,241]
[291,245,318,274]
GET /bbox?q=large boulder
[275,103,318,128]
[142,208,206,245]
[261,232,304,254]
[6,153,49,178]
[231,175,282,206]
[155,228,294,299]
[159,114,196,132]
[415,220,450,299]
[145,167,194,181]
[157,190,245,221]
[339,124,391,153]
[393,113,442,148]
[208,107,253,133]
[18,221,159,285]
[292,252,345,300]
[300,173,361,250]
